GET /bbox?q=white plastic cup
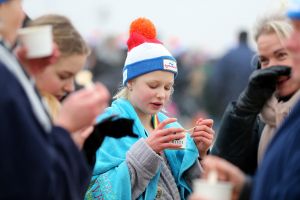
[171,132,187,149]
[193,179,233,200]
[18,25,53,58]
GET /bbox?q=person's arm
[0,75,90,199]
[49,126,92,199]
[211,66,291,174]
[183,160,203,189]
[211,102,261,174]
[126,139,163,199]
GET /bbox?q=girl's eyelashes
[148,84,158,89]
[58,72,74,80]
[58,74,71,80]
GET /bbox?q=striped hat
[122,17,177,85]
[287,0,300,19]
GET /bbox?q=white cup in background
[193,179,232,200]
[18,25,53,58]
[171,132,186,149]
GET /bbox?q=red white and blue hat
[123,17,178,85]
[287,0,300,19]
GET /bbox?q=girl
[85,17,214,200]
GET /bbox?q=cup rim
[17,25,52,35]
[193,179,233,189]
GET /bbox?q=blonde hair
[113,86,129,99]
[40,91,61,120]
[28,14,90,57]
[253,14,293,42]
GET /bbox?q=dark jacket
[252,99,300,199]
[211,102,264,175]
[0,44,90,199]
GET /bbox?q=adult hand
[71,126,94,149]
[15,43,60,76]
[236,65,291,113]
[145,118,185,153]
[201,156,246,200]
[54,83,110,134]
[191,118,214,159]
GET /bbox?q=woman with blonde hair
[23,14,91,119]
[211,13,300,175]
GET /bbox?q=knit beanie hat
[122,17,177,85]
[287,0,300,19]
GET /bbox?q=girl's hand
[191,118,214,159]
[145,118,185,154]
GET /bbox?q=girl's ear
[127,80,133,91]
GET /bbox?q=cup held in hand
[18,25,53,58]
[171,132,186,149]
[193,179,233,200]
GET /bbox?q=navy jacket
[0,45,90,199]
[252,99,300,199]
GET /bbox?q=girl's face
[128,70,174,119]
[35,54,87,101]
[257,32,299,97]
[0,0,25,44]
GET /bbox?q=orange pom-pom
[129,18,156,39]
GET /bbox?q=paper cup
[171,132,187,149]
[193,179,232,200]
[18,25,53,58]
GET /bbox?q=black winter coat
[211,102,264,175]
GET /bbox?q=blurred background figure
[207,30,255,126]
[87,35,126,96]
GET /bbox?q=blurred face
[0,0,25,44]
[35,54,87,101]
[286,20,300,84]
[128,70,174,119]
[257,32,299,97]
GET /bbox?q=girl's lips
[150,102,163,109]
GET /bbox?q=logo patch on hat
[163,59,177,73]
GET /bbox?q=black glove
[82,116,137,167]
[236,65,291,114]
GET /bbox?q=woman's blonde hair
[28,14,90,57]
[253,14,293,42]
[40,91,61,120]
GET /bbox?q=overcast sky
[23,0,284,56]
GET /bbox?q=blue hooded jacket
[85,98,199,200]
